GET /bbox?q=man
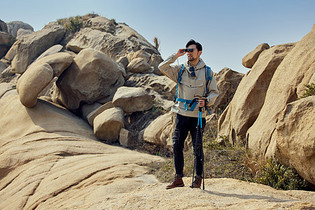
[158,39,219,189]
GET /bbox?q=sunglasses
[183,48,194,52]
[189,67,196,77]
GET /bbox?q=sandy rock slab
[0,95,163,210]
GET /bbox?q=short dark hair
[186,39,202,51]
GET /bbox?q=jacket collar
[184,58,206,71]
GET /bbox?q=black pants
[172,114,206,177]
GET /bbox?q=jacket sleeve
[158,54,181,83]
[206,71,219,106]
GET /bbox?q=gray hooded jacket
[158,54,219,118]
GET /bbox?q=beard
[188,55,195,61]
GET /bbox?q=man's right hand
[175,49,186,58]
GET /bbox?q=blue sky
[1,0,314,73]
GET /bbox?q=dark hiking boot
[191,175,202,188]
[166,174,184,189]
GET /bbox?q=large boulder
[0,31,14,58]
[274,96,315,185]
[36,44,63,61]
[242,43,270,68]
[11,22,65,74]
[214,67,244,113]
[112,86,153,113]
[246,25,315,159]
[53,48,125,110]
[30,52,73,77]
[127,57,152,73]
[66,16,159,60]
[6,21,34,37]
[93,107,124,142]
[143,111,175,147]
[125,73,176,110]
[17,63,54,107]
[218,43,295,143]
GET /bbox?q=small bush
[253,159,306,190]
[300,83,315,99]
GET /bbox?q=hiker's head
[185,39,202,62]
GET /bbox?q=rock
[11,22,65,74]
[4,42,17,61]
[0,66,17,84]
[7,21,34,37]
[80,102,102,123]
[242,43,270,68]
[2,89,18,98]
[143,111,174,147]
[0,31,14,58]
[16,28,33,39]
[274,96,315,185]
[17,63,54,107]
[124,73,176,109]
[0,19,8,32]
[66,17,159,60]
[127,58,152,73]
[246,25,315,159]
[30,52,73,77]
[0,82,15,98]
[0,60,8,73]
[0,95,163,209]
[149,54,163,75]
[218,43,295,143]
[214,68,244,113]
[87,102,114,126]
[93,107,124,142]
[119,128,137,147]
[52,48,124,110]
[112,86,153,113]
[36,44,63,61]
[129,49,151,63]
[117,56,129,69]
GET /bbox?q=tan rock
[130,49,151,63]
[16,28,33,39]
[30,52,73,77]
[80,102,102,123]
[214,67,244,113]
[0,95,163,209]
[119,128,136,147]
[36,44,63,61]
[149,53,163,75]
[218,43,295,143]
[273,96,315,185]
[127,57,152,73]
[143,111,175,146]
[93,107,124,142]
[0,82,15,98]
[11,22,65,74]
[247,25,315,159]
[87,101,114,126]
[112,86,153,113]
[17,63,53,107]
[242,43,270,68]
[52,48,125,110]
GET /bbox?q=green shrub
[300,83,315,99]
[68,16,83,33]
[253,159,306,190]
